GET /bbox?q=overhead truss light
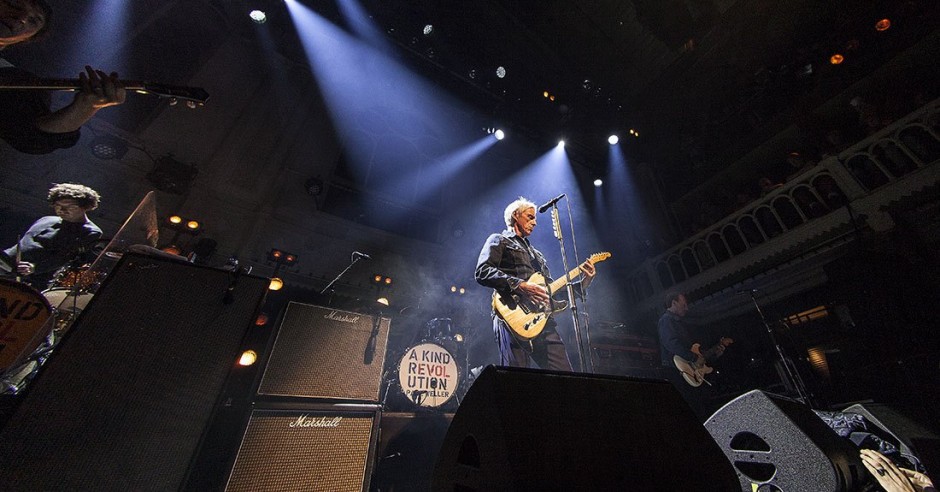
[608,135,619,145]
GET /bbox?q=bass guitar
[492,252,610,340]
[673,337,733,387]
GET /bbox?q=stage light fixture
[496,66,506,78]
[495,129,505,140]
[543,91,549,98]
[459,287,466,295]
[549,95,555,101]
[423,24,433,36]
[162,245,182,255]
[186,220,200,230]
[384,277,392,285]
[249,10,267,24]
[558,140,565,147]
[373,274,383,283]
[255,313,269,326]
[594,179,603,187]
[377,297,390,306]
[450,286,457,293]
[168,215,182,225]
[268,277,284,290]
[238,350,258,366]
[830,54,844,65]
[608,135,619,145]
[875,18,891,31]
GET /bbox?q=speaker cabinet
[373,411,455,491]
[224,404,380,492]
[705,390,866,491]
[0,253,269,491]
[432,366,739,491]
[257,303,390,401]
[842,403,940,479]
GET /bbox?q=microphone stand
[748,291,812,405]
[548,203,588,372]
[320,253,364,296]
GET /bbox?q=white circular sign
[398,343,459,407]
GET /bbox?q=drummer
[1,183,104,290]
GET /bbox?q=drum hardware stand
[747,290,813,405]
[546,198,592,373]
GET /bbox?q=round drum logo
[398,342,458,407]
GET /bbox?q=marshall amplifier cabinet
[224,404,380,492]
[257,303,390,401]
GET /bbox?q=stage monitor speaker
[224,404,380,492]
[257,302,390,401]
[432,366,739,491]
[842,403,940,479]
[705,390,866,491]
[0,253,268,491]
[373,411,455,491]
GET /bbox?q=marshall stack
[214,302,391,491]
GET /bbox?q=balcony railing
[626,98,940,308]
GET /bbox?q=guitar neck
[0,78,149,91]
[545,261,587,293]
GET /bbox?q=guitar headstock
[587,252,611,264]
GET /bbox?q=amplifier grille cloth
[226,411,375,492]
[258,303,389,400]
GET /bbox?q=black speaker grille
[257,303,389,401]
[0,254,268,491]
[226,409,376,491]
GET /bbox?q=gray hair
[504,197,536,228]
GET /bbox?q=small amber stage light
[830,54,844,65]
[875,18,891,32]
[168,215,182,224]
[238,350,258,366]
[269,277,284,291]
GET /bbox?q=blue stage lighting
[495,129,505,140]
[608,135,619,145]
[249,10,267,24]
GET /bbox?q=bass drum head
[397,342,459,408]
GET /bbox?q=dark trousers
[493,316,572,371]
[661,364,723,422]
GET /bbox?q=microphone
[353,251,371,260]
[538,193,566,213]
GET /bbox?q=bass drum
[397,342,460,409]
[0,279,52,380]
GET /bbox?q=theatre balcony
[624,98,940,320]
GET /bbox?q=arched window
[738,215,765,246]
[871,140,917,177]
[844,154,890,191]
[681,249,700,277]
[722,225,747,255]
[754,207,784,238]
[773,196,804,229]
[656,261,673,289]
[668,255,687,283]
[708,233,731,263]
[693,241,715,270]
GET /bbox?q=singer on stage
[1,183,104,290]
[475,196,595,370]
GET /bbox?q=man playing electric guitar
[475,197,596,370]
[657,291,733,419]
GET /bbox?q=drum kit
[385,317,469,411]
[0,264,103,394]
